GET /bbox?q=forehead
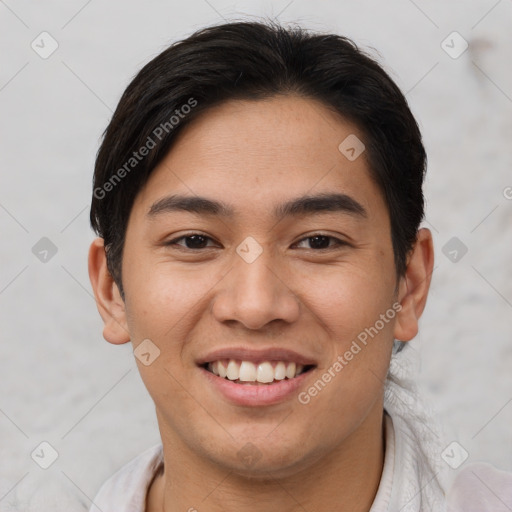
[131,95,386,223]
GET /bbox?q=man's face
[120,95,401,476]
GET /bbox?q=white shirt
[89,442,164,512]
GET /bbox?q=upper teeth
[208,360,305,383]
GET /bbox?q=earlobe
[393,228,434,342]
[88,237,131,345]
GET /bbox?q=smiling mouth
[202,359,316,385]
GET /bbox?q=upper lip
[196,347,318,366]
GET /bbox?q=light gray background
[1,0,511,510]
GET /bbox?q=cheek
[300,260,396,342]
[299,260,396,399]
[123,259,205,340]
[300,284,395,439]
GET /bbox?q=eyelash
[165,233,349,251]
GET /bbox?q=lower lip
[200,367,314,406]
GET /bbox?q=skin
[88,94,434,512]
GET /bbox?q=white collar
[370,412,395,511]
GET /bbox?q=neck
[147,406,386,512]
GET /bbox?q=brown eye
[294,234,347,250]
[166,234,217,249]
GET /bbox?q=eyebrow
[147,192,367,220]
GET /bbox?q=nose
[211,249,300,330]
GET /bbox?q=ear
[88,237,130,345]
[393,228,434,342]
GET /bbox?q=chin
[203,436,321,480]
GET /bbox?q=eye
[293,234,348,250]
[166,233,219,250]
